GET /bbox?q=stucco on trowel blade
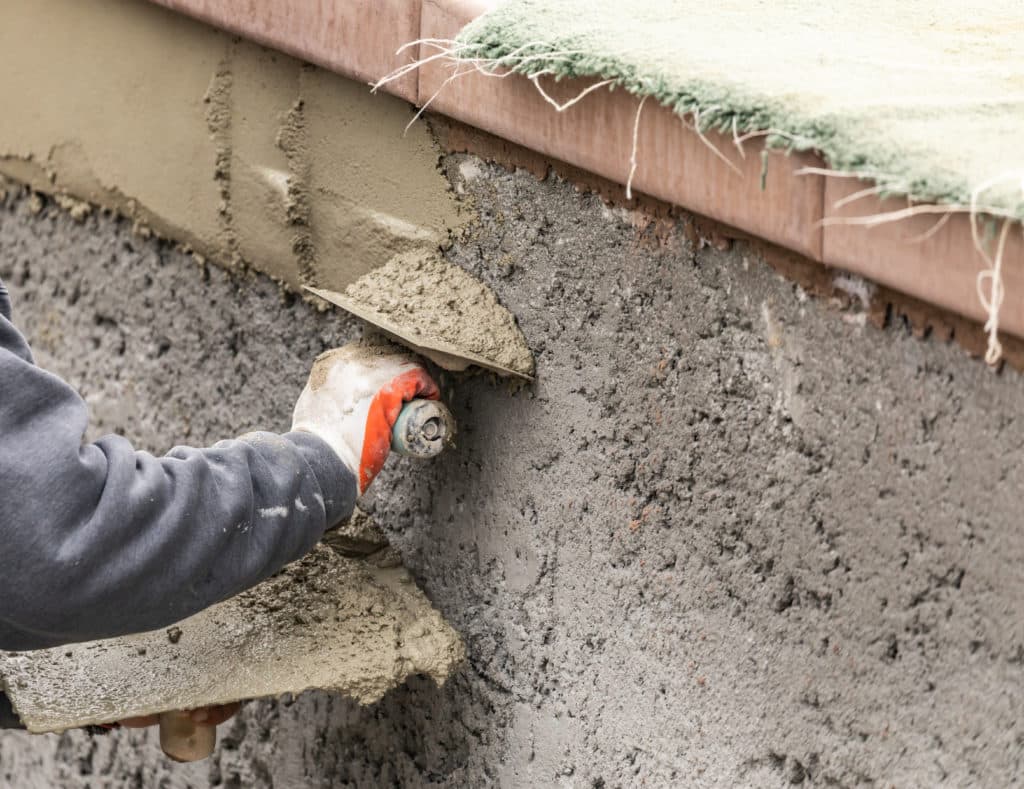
[1,544,464,732]
[0,0,464,289]
[312,250,536,378]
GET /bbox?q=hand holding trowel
[0,251,528,763]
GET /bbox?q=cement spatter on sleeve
[343,251,535,377]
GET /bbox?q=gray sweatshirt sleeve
[0,279,356,654]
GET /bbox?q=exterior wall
[2,1,1024,786]
[2,156,1023,786]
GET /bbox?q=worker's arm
[0,282,436,652]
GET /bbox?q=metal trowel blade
[305,286,532,380]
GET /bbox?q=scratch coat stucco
[0,0,464,289]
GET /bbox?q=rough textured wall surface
[2,157,1024,788]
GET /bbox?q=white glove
[292,343,439,495]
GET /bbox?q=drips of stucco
[0,0,464,290]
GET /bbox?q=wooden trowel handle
[159,710,216,762]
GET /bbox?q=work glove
[291,342,439,495]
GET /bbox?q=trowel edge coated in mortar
[304,286,533,380]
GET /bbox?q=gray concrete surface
[2,158,1024,788]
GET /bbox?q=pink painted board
[824,180,1024,339]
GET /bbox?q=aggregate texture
[2,158,1024,787]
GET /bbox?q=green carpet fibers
[457,0,1024,219]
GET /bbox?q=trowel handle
[159,710,216,762]
[391,399,456,458]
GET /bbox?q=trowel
[306,285,530,378]
[304,249,535,380]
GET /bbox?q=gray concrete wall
[2,156,1024,787]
